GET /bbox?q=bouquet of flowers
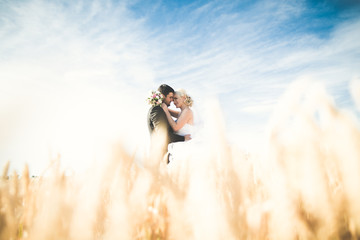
[147,90,164,106]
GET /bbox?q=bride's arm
[167,108,180,118]
[161,103,191,132]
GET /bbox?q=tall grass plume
[1,80,360,239]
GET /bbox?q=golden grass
[1,81,360,239]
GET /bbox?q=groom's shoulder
[152,105,163,110]
[149,105,163,114]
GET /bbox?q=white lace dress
[167,123,194,165]
[175,123,193,136]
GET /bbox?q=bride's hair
[176,89,193,107]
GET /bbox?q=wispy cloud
[0,0,157,173]
[136,0,360,149]
[143,0,360,111]
[0,0,359,172]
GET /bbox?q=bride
[161,88,193,136]
[161,89,194,163]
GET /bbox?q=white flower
[147,90,164,106]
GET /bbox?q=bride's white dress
[166,107,209,183]
[167,123,194,165]
[175,123,193,136]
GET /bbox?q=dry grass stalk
[0,81,360,239]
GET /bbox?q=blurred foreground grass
[1,81,360,239]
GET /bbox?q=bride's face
[173,93,184,108]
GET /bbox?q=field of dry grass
[1,81,360,239]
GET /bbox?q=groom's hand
[184,135,191,141]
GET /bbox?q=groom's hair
[158,84,175,97]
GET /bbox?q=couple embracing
[147,84,194,163]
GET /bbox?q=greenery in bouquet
[147,90,164,107]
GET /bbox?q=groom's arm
[150,106,168,131]
[151,106,185,142]
[169,132,185,143]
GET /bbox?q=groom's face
[164,92,174,106]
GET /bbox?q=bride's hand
[161,103,168,112]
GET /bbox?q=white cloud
[0,0,156,174]
[1,0,359,174]
[239,104,275,114]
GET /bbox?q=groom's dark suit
[147,106,184,154]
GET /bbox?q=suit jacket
[147,105,185,145]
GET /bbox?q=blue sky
[0,0,359,174]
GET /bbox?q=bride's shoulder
[183,107,193,115]
[183,107,193,112]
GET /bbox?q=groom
[147,84,189,158]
